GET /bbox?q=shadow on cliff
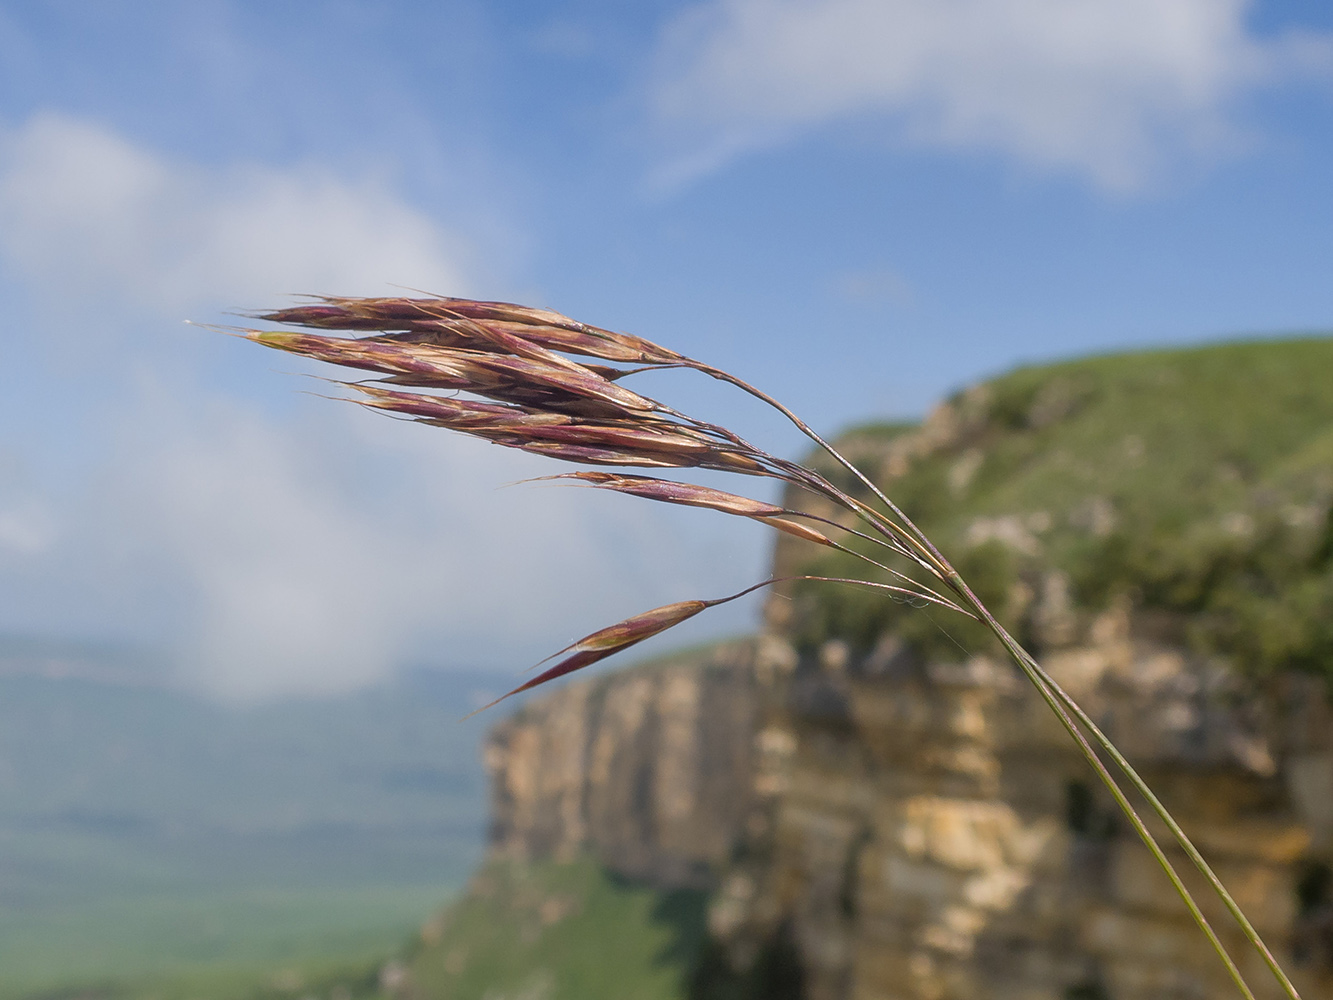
[686,920,805,1000]
[596,871,719,991]
[595,869,805,1000]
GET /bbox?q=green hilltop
[795,336,1333,677]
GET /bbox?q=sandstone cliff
[484,640,758,889]
[705,616,1333,1000]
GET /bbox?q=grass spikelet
[256,296,686,365]
[462,600,711,719]
[463,580,780,719]
[528,472,785,515]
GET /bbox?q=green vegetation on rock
[794,337,1333,678]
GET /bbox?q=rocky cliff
[481,339,1333,1000]
[484,640,759,889]
[707,614,1333,1000]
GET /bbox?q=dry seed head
[347,385,768,473]
[534,472,785,517]
[348,384,541,426]
[258,297,579,332]
[247,328,657,419]
[497,442,687,469]
[534,473,835,546]
[463,599,708,718]
[259,296,686,365]
[755,516,835,547]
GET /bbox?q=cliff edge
[484,639,758,889]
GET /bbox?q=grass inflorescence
[245,294,1305,1000]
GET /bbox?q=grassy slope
[404,858,707,1000]
[798,337,1333,673]
[20,856,710,1000]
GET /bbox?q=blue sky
[0,1,1330,699]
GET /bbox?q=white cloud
[0,111,468,317]
[78,390,765,701]
[0,113,768,699]
[0,500,54,555]
[652,0,1333,190]
[130,398,414,700]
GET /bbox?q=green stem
[1007,641,1301,1000]
[946,578,1260,1000]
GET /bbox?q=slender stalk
[820,537,976,617]
[980,604,1257,1000]
[686,361,953,573]
[1010,642,1301,1000]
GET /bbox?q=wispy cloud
[0,112,468,316]
[651,0,1333,191]
[0,498,53,555]
[88,390,744,701]
[0,113,768,699]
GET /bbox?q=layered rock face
[482,340,1333,999]
[708,617,1333,1000]
[484,623,1333,999]
[484,640,758,889]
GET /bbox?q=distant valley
[0,636,494,996]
